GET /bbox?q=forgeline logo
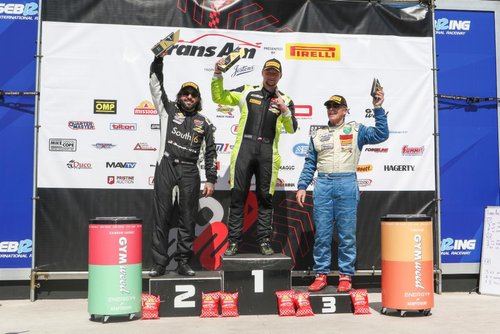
[286,44,340,61]
[356,165,373,172]
[94,99,117,114]
[134,100,157,115]
[365,147,388,153]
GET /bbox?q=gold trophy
[217,47,249,73]
[151,30,180,57]
[370,78,383,98]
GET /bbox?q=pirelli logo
[286,43,340,61]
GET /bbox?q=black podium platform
[149,271,222,317]
[294,285,352,314]
[222,253,292,315]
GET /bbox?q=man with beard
[211,58,298,256]
[296,91,388,292]
[149,54,217,277]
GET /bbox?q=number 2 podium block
[149,271,222,317]
[222,253,292,315]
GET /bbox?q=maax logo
[163,34,260,59]
[134,100,157,115]
[286,44,340,61]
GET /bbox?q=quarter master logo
[286,44,340,61]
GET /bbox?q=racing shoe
[224,242,238,256]
[259,241,274,256]
[308,274,327,292]
[177,262,195,276]
[337,274,352,292]
[149,264,166,277]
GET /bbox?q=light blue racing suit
[297,107,388,276]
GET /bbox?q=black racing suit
[150,57,217,267]
[211,75,298,245]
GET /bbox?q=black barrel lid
[381,214,431,222]
[89,216,142,224]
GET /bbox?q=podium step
[294,286,353,314]
[222,253,292,315]
[149,271,221,317]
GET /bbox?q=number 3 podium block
[222,253,292,315]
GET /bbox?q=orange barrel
[381,214,434,310]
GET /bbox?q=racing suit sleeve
[149,56,175,118]
[281,97,298,134]
[358,106,389,150]
[203,118,218,184]
[297,139,318,190]
[211,75,244,106]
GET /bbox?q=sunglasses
[325,103,345,109]
[181,90,199,98]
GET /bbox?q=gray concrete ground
[1,292,499,334]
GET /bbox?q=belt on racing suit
[164,152,197,165]
[243,134,273,144]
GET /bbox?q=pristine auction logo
[286,44,340,61]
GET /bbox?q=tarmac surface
[1,292,499,334]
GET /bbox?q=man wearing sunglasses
[296,91,388,292]
[149,55,217,277]
[211,58,298,256]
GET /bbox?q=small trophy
[370,78,383,98]
[217,47,248,73]
[151,30,180,57]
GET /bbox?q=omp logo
[110,123,137,130]
[134,100,157,115]
[0,2,38,16]
[164,34,260,59]
[106,162,137,168]
[49,138,77,152]
[68,121,95,130]
[286,44,340,61]
[94,99,117,114]
[0,239,32,253]
[356,165,373,172]
[293,143,308,157]
[435,18,471,35]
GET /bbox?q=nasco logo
[293,143,308,157]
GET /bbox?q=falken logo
[435,18,471,36]
[286,44,340,61]
[67,160,92,169]
[402,145,424,156]
[134,100,157,115]
[68,121,95,130]
[293,143,309,157]
[106,162,137,168]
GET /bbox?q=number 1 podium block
[221,253,292,315]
